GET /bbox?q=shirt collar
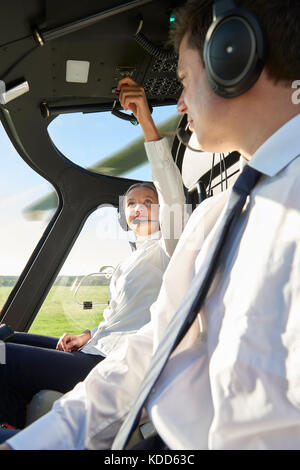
[135,230,161,248]
[248,113,300,177]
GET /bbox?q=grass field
[0,285,108,337]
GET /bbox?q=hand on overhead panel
[117,77,161,142]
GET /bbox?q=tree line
[0,274,111,287]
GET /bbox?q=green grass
[0,286,13,306]
[0,285,108,337]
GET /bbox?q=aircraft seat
[27,390,64,425]
[181,132,240,208]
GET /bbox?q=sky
[0,105,177,276]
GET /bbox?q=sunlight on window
[29,206,133,336]
[48,105,179,181]
[0,122,57,307]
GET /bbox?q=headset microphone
[132,219,159,225]
[176,127,202,153]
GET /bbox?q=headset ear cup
[118,201,129,231]
[203,3,267,98]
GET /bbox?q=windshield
[48,105,179,180]
[0,104,181,333]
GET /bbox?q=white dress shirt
[147,113,300,450]
[80,137,186,357]
[81,232,169,357]
[7,114,300,450]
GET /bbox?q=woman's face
[124,186,159,236]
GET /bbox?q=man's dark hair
[169,0,300,85]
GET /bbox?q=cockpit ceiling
[0,0,183,116]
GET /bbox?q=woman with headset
[0,78,186,432]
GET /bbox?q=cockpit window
[0,104,180,332]
[48,105,179,180]
[0,122,57,309]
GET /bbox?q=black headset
[203,0,268,98]
[118,196,129,231]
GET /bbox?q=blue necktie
[112,164,262,450]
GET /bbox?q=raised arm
[118,78,187,257]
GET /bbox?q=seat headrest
[181,132,241,194]
[181,133,215,190]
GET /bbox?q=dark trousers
[0,332,103,428]
[0,427,20,443]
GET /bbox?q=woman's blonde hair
[123,182,158,201]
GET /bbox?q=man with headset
[1,0,300,450]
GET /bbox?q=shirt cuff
[144,137,171,169]
[6,410,81,450]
